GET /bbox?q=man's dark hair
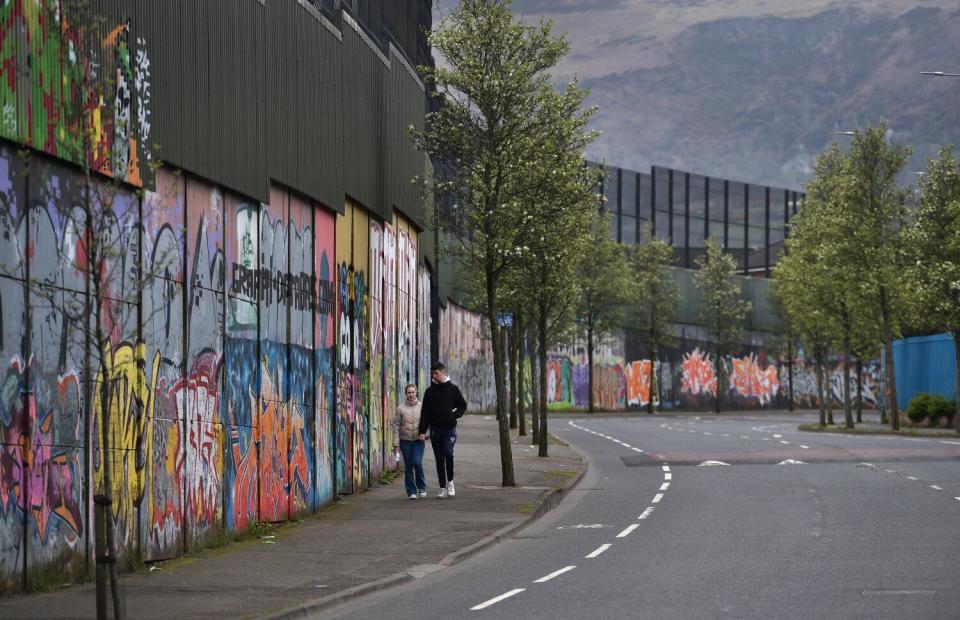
[431,362,446,372]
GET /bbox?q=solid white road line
[652,493,664,503]
[616,523,641,538]
[585,544,611,558]
[632,447,644,453]
[659,482,670,491]
[638,507,654,520]
[534,566,577,583]
[471,589,526,610]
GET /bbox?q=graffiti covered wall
[0,149,427,591]
[439,301,496,413]
[546,335,627,411]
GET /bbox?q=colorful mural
[0,150,381,592]
[0,2,154,186]
[439,301,496,413]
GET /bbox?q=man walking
[418,362,468,498]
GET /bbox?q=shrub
[926,394,956,426]
[906,393,956,426]
[907,393,932,423]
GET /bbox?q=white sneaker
[419,490,428,498]
[437,489,448,499]
[447,481,455,497]
[408,494,417,500]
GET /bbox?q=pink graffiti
[681,348,717,397]
[1,362,84,545]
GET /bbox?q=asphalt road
[323,413,960,620]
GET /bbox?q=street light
[921,71,960,77]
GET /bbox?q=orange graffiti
[681,348,717,397]
[730,354,779,405]
[626,360,653,407]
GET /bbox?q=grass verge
[799,423,960,438]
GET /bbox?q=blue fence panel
[893,333,957,410]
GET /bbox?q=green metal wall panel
[36,1,426,219]
[342,16,385,216]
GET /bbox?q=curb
[258,436,588,619]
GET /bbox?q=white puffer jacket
[393,400,423,443]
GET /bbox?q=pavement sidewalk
[0,416,583,620]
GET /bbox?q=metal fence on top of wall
[595,163,806,277]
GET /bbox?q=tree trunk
[826,359,835,426]
[787,342,795,412]
[713,348,722,413]
[954,331,960,433]
[816,355,826,426]
[509,323,517,429]
[842,321,853,429]
[879,288,900,430]
[485,277,515,486]
[647,349,656,415]
[530,331,540,445]
[855,356,864,424]
[538,314,549,457]
[517,314,526,436]
[587,324,595,413]
[97,336,123,619]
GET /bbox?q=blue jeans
[398,440,426,496]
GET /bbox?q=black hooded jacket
[418,379,468,433]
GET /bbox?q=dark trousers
[429,426,457,487]
[398,440,426,496]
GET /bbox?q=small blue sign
[497,312,513,327]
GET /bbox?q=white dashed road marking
[930,485,943,491]
[585,544,611,559]
[652,493,664,503]
[638,507,654,520]
[616,523,640,538]
[533,566,576,583]
[471,589,525,610]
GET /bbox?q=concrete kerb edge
[258,432,588,620]
[257,573,415,620]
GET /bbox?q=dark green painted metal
[110,1,426,226]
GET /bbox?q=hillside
[512,1,960,189]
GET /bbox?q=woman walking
[393,383,427,499]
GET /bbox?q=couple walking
[392,362,468,500]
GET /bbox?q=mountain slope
[513,1,960,189]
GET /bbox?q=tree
[774,248,840,426]
[839,124,911,430]
[508,85,600,456]
[630,224,679,413]
[576,210,633,412]
[906,147,960,432]
[694,238,751,412]
[790,143,865,428]
[414,0,576,485]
